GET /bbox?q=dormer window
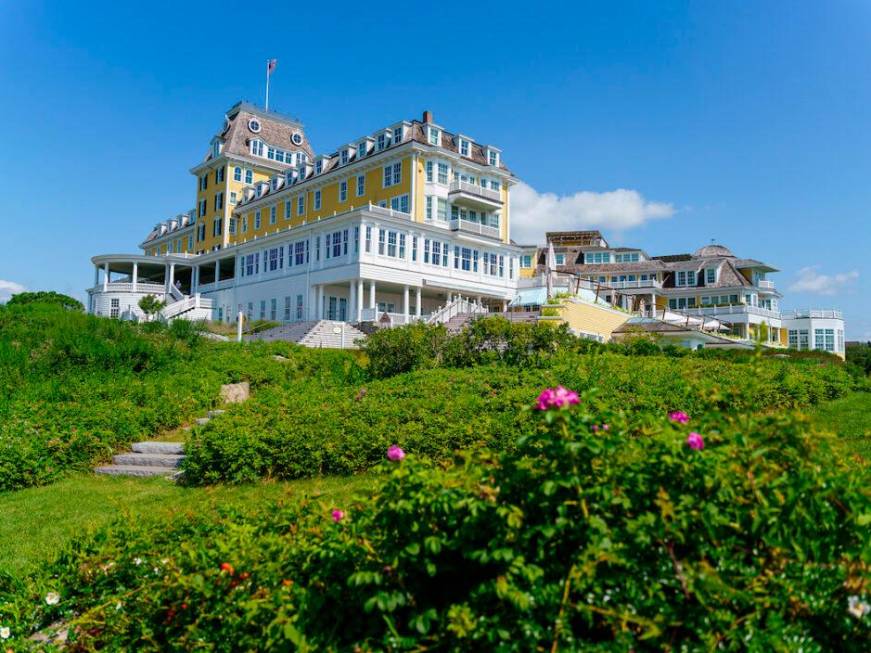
[392,125,404,143]
[555,254,566,266]
[248,118,261,133]
[489,151,498,165]
[285,170,295,184]
[428,127,440,146]
[315,160,323,174]
[459,139,470,157]
[705,267,717,284]
[340,149,349,166]
[212,140,222,158]
[270,177,279,191]
[357,141,367,158]
[377,133,387,151]
[250,139,264,157]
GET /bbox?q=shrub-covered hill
[4,393,868,650]
[183,350,857,484]
[0,304,859,491]
[0,302,350,492]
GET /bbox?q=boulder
[220,382,250,404]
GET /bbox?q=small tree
[138,295,165,322]
[6,291,84,311]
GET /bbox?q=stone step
[207,409,226,418]
[130,442,184,455]
[94,465,179,478]
[195,417,210,426]
[112,453,184,468]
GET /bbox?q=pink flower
[669,411,690,424]
[686,432,704,451]
[591,424,599,432]
[386,444,406,461]
[535,386,580,411]
[602,424,610,431]
[331,509,345,523]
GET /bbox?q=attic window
[212,140,222,158]
[340,150,349,166]
[248,118,261,133]
[315,160,323,174]
[291,132,303,146]
[428,127,440,146]
[250,140,264,157]
[488,150,499,166]
[459,139,470,157]
[357,142,367,158]
[377,133,387,151]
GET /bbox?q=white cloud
[788,267,859,296]
[510,182,675,243]
[0,279,26,302]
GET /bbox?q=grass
[806,390,871,459]
[0,472,376,577]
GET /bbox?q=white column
[349,280,356,322]
[132,263,138,293]
[192,267,199,294]
[214,261,220,284]
[103,263,109,291]
[403,285,410,322]
[415,287,422,318]
[357,279,364,321]
[93,265,99,289]
[369,280,376,310]
[168,263,175,288]
[317,285,324,320]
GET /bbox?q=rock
[272,354,289,361]
[195,417,210,426]
[220,382,250,404]
[208,409,226,418]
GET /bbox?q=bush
[10,391,868,650]
[361,322,449,378]
[4,291,83,312]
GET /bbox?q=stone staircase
[94,441,184,478]
[246,320,366,349]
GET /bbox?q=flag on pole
[265,59,278,110]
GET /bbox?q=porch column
[93,265,99,289]
[132,263,138,292]
[168,263,175,289]
[403,285,410,322]
[317,285,324,320]
[369,280,376,310]
[103,263,109,291]
[214,261,220,284]
[415,287,422,318]
[357,279,364,321]
[349,280,356,322]
[192,267,199,294]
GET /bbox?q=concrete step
[130,442,184,455]
[112,453,184,468]
[195,417,210,426]
[94,465,179,478]
[207,409,226,418]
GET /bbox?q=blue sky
[1,1,868,337]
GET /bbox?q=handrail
[449,180,502,203]
[427,298,488,324]
[449,218,500,239]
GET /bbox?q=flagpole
[265,60,270,111]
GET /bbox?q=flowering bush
[8,390,867,650]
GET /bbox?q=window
[837,329,844,352]
[676,270,697,287]
[425,196,433,220]
[212,217,222,237]
[294,241,307,265]
[488,150,499,166]
[340,150,349,166]
[200,175,208,191]
[110,298,119,318]
[614,252,640,263]
[230,191,237,205]
[284,296,291,321]
[460,247,472,271]
[216,166,225,183]
[270,298,277,321]
[399,234,406,259]
[297,195,305,216]
[437,162,448,184]
[412,236,418,262]
[314,190,321,210]
[459,139,470,157]
[251,140,264,157]
[555,254,565,265]
[259,300,266,320]
[706,268,716,284]
[254,210,261,230]
[267,247,283,271]
[284,201,292,220]
[377,133,387,151]
[339,180,348,202]
[378,229,385,255]
[436,198,448,221]
[229,217,236,235]
[586,252,611,264]
[356,174,365,196]
[387,231,397,257]
[245,169,253,184]
[428,127,440,145]
[199,199,207,217]
[521,255,532,268]
[365,226,372,253]
[393,126,403,143]
[233,167,242,182]
[270,206,276,225]
[815,329,835,352]
[383,162,401,187]
[391,194,409,214]
[296,294,304,320]
[426,161,434,182]
[357,142,367,159]
[315,160,323,174]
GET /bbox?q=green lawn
[0,472,376,577]
[806,390,871,458]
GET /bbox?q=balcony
[781,309,843,320]
[757,280,775,289]
[603,278,663,290]
[682,304,781,320]
[448,180,502,211]
[450,218,501,240]
[89,281,167,295]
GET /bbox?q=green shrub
[4,290,83,312]
[10,391,868,650]
[361,322,449,378]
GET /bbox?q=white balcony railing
[449,218,501,239]
[757,280,775,289]
[89,282,167,295]
[603,278,663,290]
[682,304,781,320]
[449,180,502,203]
[781,309,843,320]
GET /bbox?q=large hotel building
[87,102,845,356]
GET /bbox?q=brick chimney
[422,110,433,124]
